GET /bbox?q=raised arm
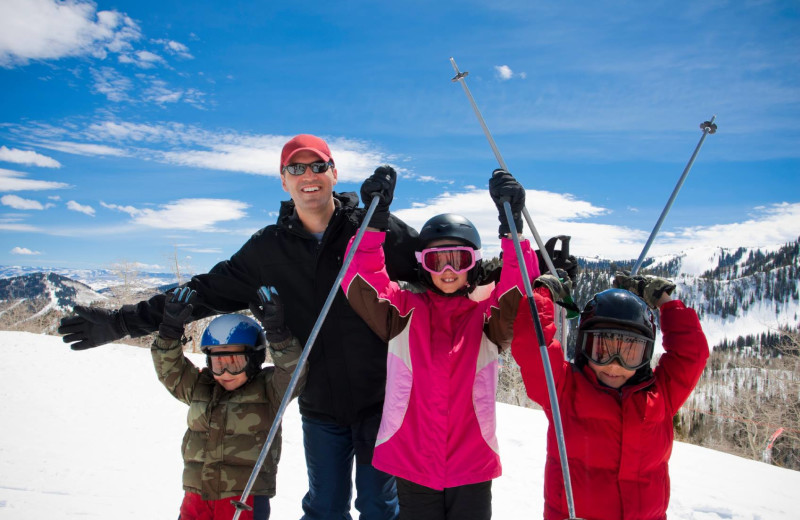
[150,288,201,405]
[613,272,710,413]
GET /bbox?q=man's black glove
[360,165,396,230]
[612,271,676,309]
[536,236,579,282]
[159,287,196,341]
[489,168,525,237]
[249,286,291,345]
[58,306,129,351]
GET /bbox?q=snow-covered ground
[1,331,797,519]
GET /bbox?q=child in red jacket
[512,272,709,520]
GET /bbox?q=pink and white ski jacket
[342,231,538,490]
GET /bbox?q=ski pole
[631,116,717,275]
[449,56,574,345]
[232,196,381,519]
[504,201,581,520]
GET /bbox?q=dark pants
[396,478,492,520]
[301,415,399,520]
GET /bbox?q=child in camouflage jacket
[152,287,305,520]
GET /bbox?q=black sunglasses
[282,161,334,176]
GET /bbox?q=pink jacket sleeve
[341,230,410,342]
[482,237,540,351]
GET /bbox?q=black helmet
[417,213,482,296]
[419,213,481,250]
[200,314,267,379]
[575,289,657,379]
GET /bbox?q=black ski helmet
[200,314,267,379]
[576,289,657,380]
[417,213,483,295]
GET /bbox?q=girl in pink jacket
[341,169,538,520]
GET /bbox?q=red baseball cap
[280,134,333,170]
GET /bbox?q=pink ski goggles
[415,246,481,275]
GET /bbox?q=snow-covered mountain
[0,271,106,312]
[1,331,797,520]
[572,238,800,350]
[2,237,797,349]
[0,265,179,292]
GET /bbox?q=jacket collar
[277,191,359,229]
[579,363,655,398]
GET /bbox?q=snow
[1,331,798,519]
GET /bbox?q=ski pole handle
[232,196,382,519]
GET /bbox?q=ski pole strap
[504,202,579,519]
[232,197,382,520]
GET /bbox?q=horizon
[1,1,798,273]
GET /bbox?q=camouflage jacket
[151,335,305,500]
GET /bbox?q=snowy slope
[0,331,797,519]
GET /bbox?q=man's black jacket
[120,192,420,426]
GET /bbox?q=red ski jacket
[511,289,709,520]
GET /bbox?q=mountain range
[1,236,798,349]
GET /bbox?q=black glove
[249,286,291,345]
[58,306,129,351]
[360,165,396,230]
[159,287,196,341]
[489,168,525,237]
[612,271,676,309]
[536,236,579,282]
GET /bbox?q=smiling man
[59,134,420,520]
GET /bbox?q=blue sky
[1,0,798,275]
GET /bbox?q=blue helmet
[200,314,267,378]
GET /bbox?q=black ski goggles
[206,350,250,376]
[581,328,653,370]
[282,161,334,176]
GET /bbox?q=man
[59,134,419,519]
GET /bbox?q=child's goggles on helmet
[206,350,249,376]
[581,328,653,370]
[415,246,481,275]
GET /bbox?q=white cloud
[90,67,133,101]
[100,201,143,217]
[494,65,526,81]
[11,246,41,255]
[118,49,165,68]
[105,198,249,231]
[153,39,193,59]
[0,168,70,191]
[496,65,513,80]
[0,0,141,68]
[659,202,800,254]
[393,189,800,261]
[143,79,183,104]
[67,200,96,217]
[1,194,47,210]
[0,146,61,168]
[37,141,128,157]
[186,247,222,254]
[0,222,40,232]
[20,120,395,179]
